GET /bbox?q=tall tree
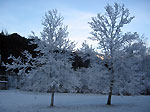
[88,3,142,105]
[4,9,78,107]
[27,9,77,107]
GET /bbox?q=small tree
[3,51,34,88]
[88,3,143,105]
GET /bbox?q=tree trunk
[107,86,113,105]
[50,88,55,107]
[107,65,114,105]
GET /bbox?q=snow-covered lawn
[0,90,150,112]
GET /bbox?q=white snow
[0,90,150,112]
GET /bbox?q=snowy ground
[0,90,150,112]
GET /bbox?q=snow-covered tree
[3,51,34,88]
[26,53,79,106]
[80,41,97,64]
[113,42,147,95]
[4,9,78,107]
[38,9,75,52]
[27,9,78,107]
[88,3,144,105]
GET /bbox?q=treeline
[0,31,91,74]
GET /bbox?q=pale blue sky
[0,0,150,48]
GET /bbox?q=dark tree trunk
[50,88,55,107]
[107,65,114,105]
[107,86,113,105]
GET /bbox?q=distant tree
[80,41,98,65]
[88,3,144,105]
[113,41,147,95]
[0,30,4,35]
[71,41,97,70]
[1,29,9,36]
